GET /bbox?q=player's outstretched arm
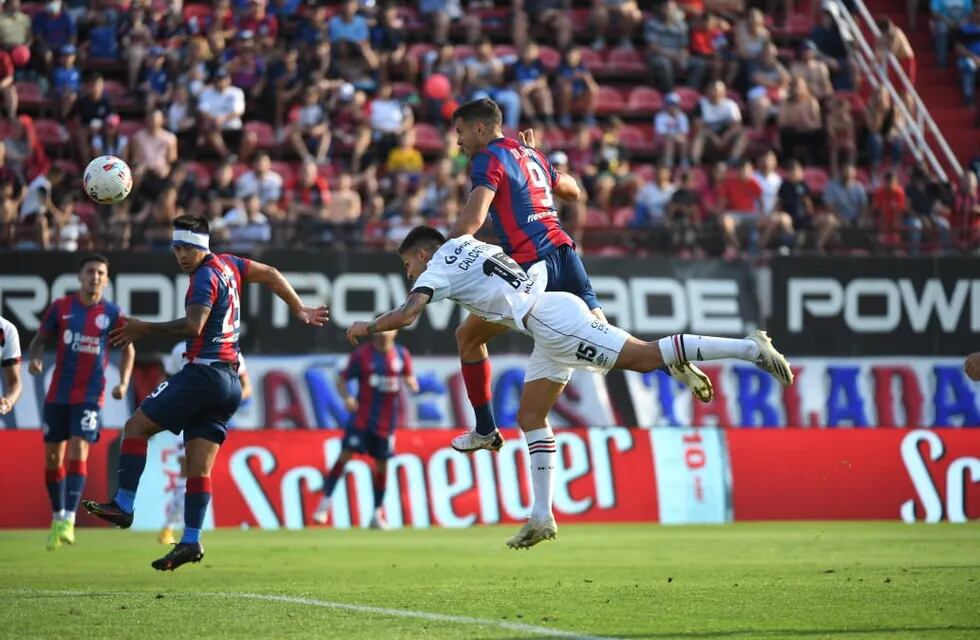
[246,261,329,327]
[449,186,495,238]
[346,291,431,345]
[109,304,213,347]
[0,361,21,415]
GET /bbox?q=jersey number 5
[527,162,554,209]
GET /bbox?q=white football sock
[64,511,75,524]
[523,427,556,522]
[658,334,759,365]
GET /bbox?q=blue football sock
[182,476,211,545]
[116,438,147,513]
[65,459,87,513]
[45,466,66,515]
[323,460,346,497]
[114,489,136,514]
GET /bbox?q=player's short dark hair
[173,214,209,234]
[451,98,502,127]
[398,226,446,255]
[78,253,110,271]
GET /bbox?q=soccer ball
[83,155,133,205]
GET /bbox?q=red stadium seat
[617,123,651,153]
[118,119,143,138]
[182,4,213,24]
[611,207,635,227]
[606,47,647,75]
[270,161,297,190]
[538,46,561,71]
[626,86,663,117]
[633,163,656,184]
[392,82,418,99]
[34,118,69,147]
[674,87,701,112]
[14,81,47,111]
[569,8,591,35]
[452,45,475,61]
[577,47,603,71]
[231,162,250,181]
[596,86,626,115]
[785,13,815,37]
[413,123,445,155]
[585,208,610,228]
[408,43,435,65]
[183,161,213,188]
[541,128,569,151]
[396,6,424,31]
[245,121,277,152]
[101,79,128,101]
[492,45,517,61]
[803,167,829,195]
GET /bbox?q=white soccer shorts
[523,292,630,384]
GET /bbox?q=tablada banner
[0,427,976,529]
[768,256,979,356]
[0,250,760,355]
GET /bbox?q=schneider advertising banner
[1,428,976,529]
[0,250,760,355]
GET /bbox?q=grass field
[1,522,978,640]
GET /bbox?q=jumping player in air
[157,345,252,546]
[447,98,711,453]
[312,329,418,529]
[83,215,328,571]
[347,227,793,549]
[26,254,134,551]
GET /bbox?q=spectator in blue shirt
[932,0,973,67]
[139,46,172,112]
[511,41,555,128]
[84,11,119,60]
[52,44,80,118]
[329,0,369,45]
[956,7,980,105]
[556,46,598,127]
[32,0,76,72]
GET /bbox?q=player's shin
[657,334,758,365]
[181,476,211,544]
[64,459,87,522]
[44,465,66,520]
[114,437,148,514]
[372,467,387,510]
[523,427,557,522]
[462,358,497,436]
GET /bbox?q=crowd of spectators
[0,0,975,258]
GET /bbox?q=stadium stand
[0,0,977,256]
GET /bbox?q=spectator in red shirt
[719,158,764,255]
[951,169,980,251]
[872,171,908,249]
[0,48,16,120]
[237,0,279,51]
[288,160,331,244]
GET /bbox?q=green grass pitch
[1,522,978,640]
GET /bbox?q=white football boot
[311,496,330,525]
[667,363,714,402]
[368,509,390,530]
[746,330,794,387]
[450,429,504,453]
[506,515,558,550]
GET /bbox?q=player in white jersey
[0,316,23,417]
[346,227,794,549]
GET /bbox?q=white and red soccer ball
[83,155,133,205]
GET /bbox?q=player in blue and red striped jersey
[83,215,328,571]
[447,98,711,453]
[26,254,135,551]
[312,329,417,529]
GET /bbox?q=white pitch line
[7,589,617,640]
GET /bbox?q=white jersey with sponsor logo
[411,235,545,333]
